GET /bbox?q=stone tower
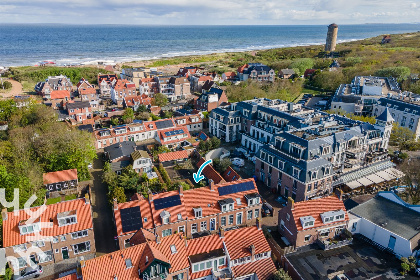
[325,23,338,52]
[374,107,394,149]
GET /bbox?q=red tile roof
[197,158,225,184]
[198,76,212,82]
[56,273,77,280]
[190,269,212,279]
[79,87,96,95]
[3,198,93,247]
[43,169,78,184]
[224,226,271,260]
[237,64,248,74]
[130,228,156,245]
[224,72,236,78]
[76,78,93,89]
[50,90,71,99]
[222,166,241,182]
[232,257,276,279]
[158,150,189,163]
[124,95,152,107]
[114,198,154,236]
[187,234,223,256]
[82,233,189,280]
[291,196,348,231]
[158,127,190,145]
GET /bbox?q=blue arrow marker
[193,159,212,183]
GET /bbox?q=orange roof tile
[187,234,223,256]
[3,198,93,247]
[130,228,156,245]
[224,226,271,260]
[190,269,212,279]
[158,127,190,145]
[232,257,276,279]
[158,150,189,163]
[50,90,71,99]
[291,196,348,231]
[43,169,78,184]
[114,198,154,236]
[150,190,188,227]
[79,87,96,95]
[56,273,77,280]
[198,76,212,82]
[153,233,189,274]
[197,158,225,184]
[222,166,241,182]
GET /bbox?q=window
[58,215,77,227]
[38,251,53,263]
[124,239,131,248]
[206,261,212,269]
[71,230,88,239]
[304,235,311,242]
[319,230,329,237]
[19,223,40,235]
[61,236,66,242]
[229,203,233,211]
[178,226,185,233]
[221,217,226,226]
[31,240,45,248]
[236,212,243,224]
[52,237,59,243]
[13,244,27,253]
[293,168,300,178]
[73,241,91,254]
[191,223,197,233]
[163,216,170,225]
[219,258,225,265]
[228,215,234,225]
[247,210,252,220]
[254,209,259,218]
[236,198,242,205]
[162,229,172,237]
[200,263,205,271]
[172,273,184,280]
[193,264,199,272]
[200,221,207,231]
[194,208,202,218]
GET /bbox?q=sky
[0,0,419,25]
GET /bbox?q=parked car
[262,204,273,217]
[14,265,43,280]
[220,151,231,160]
[232,158,245,167]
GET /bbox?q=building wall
[330,101,356,114]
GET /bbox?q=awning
[386,168,404,178]
[366,174,385,184]
[346,180,363,189]
[357,177,374,187]
[376,170,395,181]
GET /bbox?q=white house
[131,150,153,173]
[348,191,420,258]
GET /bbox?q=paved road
[90,154,117,255]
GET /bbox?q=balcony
[316,229,353,250]
[212,268,232,280]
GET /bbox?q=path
[0,78,23,98]
[90,153,117,255]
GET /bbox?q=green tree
[289,58,314,76]
[153,92,168,107]
[111,117,119,126]
[136,104,147,113]
[390,123,417,152]
[136,112,150,121]
[213,158,232,173]
[119,165,141,190]
[375,66,411,82]
[311,71,345,91]
[209,136,221,150]
[109,186,126,204]
[399,159,420,204]
[273,268,292,280]
[122,108,135,124]
[1,80,13,90]
[401,258,410,275]
[0,99,17,122]
[198,140,207,151]
[150,113,160,121]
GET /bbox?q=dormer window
[160,211,171,224]
[57,210,77,227]
[293,167,301,179]
[245,193,261,206]
[311,171,318,180]
[300,216,315,229]
[278,160,285,170]
[193,207,202,218]
[18,218,41,235]
[236,198,242,205]
[219,198,234,212]
[177,214,182,220]
[320,209,345,224]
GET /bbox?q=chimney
[250,244,256,261]
[209,179,215,191]
[148,190,153,202]
[113,198,118,210]
[256,217,262,230]
[1,208,7,221]
[179,185,183,196]
[219,226,225,238]
[335,188,343,201]
[288,197,294,210]
[60,193,66,202]
[84,193,90,204]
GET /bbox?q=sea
[0,24,419,67]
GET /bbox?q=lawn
[46,194,77,205]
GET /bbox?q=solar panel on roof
[120,207,142,233]
[155,120,174,130]
[217,181,255,196]
[199,133,207,141]
[154,195,182,210]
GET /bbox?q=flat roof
[350,196,420,240]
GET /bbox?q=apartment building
[110,79,137,106]
[331,76,401,115]
[2,198,95,275]
[210,98,394,202]
[120,67,151,87]
[237,63,275,82]
[82,225,276,280]
[67,101,92,123]
[35,75,73,97]
[97,74,118,97]
[113,178,262,249]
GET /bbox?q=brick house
[157,126,191,149]
[173,114,203,133]
[278,195,348,248]
[169,77,191,100]
[195,88,228,112]
[78,88,98,103]
[139,77,158,96]
[237,63,275,82]
[35,75,73,97]
[82,225,276,280]
[2,197,95,275]
[177,66,198,78]
[76,78,93,93]
[67,101,92,123]
[47,90,71,110]
[222,166,241,182]
[111,79,137,106]
[113,178,262,248]
[191,76,212,93]
[222,72,237,81]
[123,95,152,111]
[43,169,78,193]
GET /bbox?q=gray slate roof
[350,195,420,240]
[67,101,91,109]
[376,107,394,122]
[377,98,420,117]
[104,141,136,162]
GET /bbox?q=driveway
[90,154,117,255]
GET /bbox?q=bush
[375,66,410,82]
[158,163,171,185]
[1,81,12,90]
